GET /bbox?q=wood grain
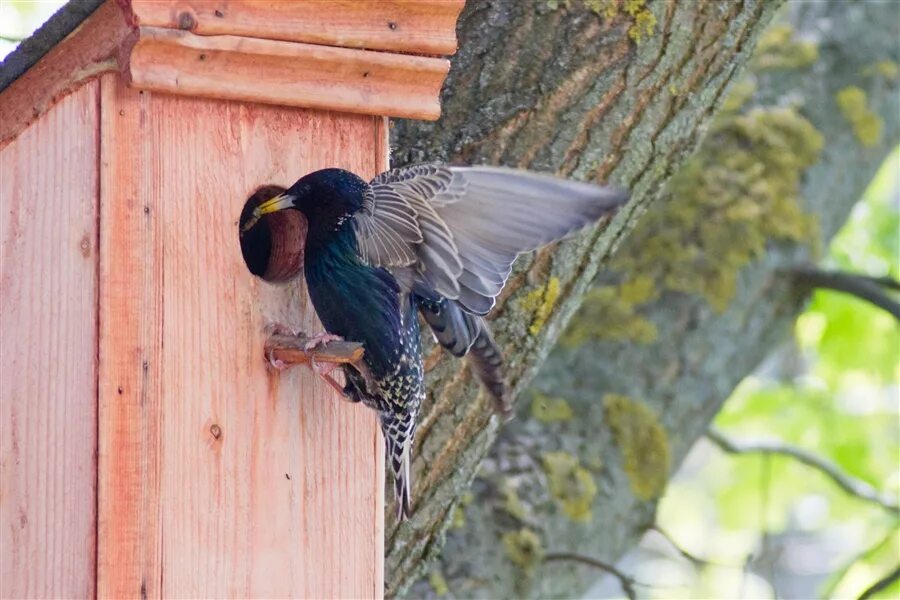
[96,75,385,598]
[124,0,465,56]
[0,0,130,149]
[127,27,449,120]
[95,75,164,600]
[0,81,100,600]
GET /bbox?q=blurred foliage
[648,149,899,599]
[0,0,66,59]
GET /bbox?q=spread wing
[353,164,629,315]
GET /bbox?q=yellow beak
[240,193,295,233]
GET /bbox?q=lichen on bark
[402,3,900,597]
[398,1,899,597]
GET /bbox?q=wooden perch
[265,333,364,367]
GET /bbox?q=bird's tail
[467,323,511,416]
[417,296,510,415]
[381,413,413,521]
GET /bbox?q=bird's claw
[266,346,289,371]
[303,332,344,352]
[310,355,340,377]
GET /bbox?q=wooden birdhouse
[0,1,462,597]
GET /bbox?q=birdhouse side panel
[0,80,100,600]
[96,75,384,599]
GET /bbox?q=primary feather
[357,165,628,315]
[269,164,628,520]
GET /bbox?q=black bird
[243,164,628,520]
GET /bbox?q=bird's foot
[310,356,340,377]
[308,355,353,398]
[303,332,344,352]
[315,369,348,396]
[266,347,289,371]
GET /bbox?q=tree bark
[386,0,789,595]
[397,1,899,597]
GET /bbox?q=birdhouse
[0,1,463,597]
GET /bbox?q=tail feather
[417,295,510,415]
[467,323,510,416]
[383,416,413,521]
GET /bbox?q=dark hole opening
[239,185,306,282]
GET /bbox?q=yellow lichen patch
[502,528,545,572]
[541,451,598,522]
[450,505,466,529]
[752,23,818,71]
[863,60,899,82]
[628,8,657,43]
[560,277,659,347]
[585,0,619,19]
[574,0,655,43]
[836,86,884,147]
[501,478,528,521]
[519,277,561,335]
[721,78,757,113]
[610,106,823,311]
[603,394,670,501]
[453,493,472,527]
[530,393,574,422]
[429,571,449,596]
[585,450,604,473]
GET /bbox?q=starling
[243,164,628,520]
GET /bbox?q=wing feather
[354,164,628,315]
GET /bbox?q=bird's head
[241,168,368,247]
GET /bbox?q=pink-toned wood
[0,82,100,599]
[95,76,164,599]
[265,335,365,366]
[126,27,449,121]
[0,1,131,148]
[123,0,465,55]
[96,75,385,598]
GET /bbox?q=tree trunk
[386,0,790,595]
[395,1,899,597]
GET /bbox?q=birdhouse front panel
[96,76,385,599]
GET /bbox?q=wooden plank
[96,76,385,598]
[0,81,100,600]
[95,74,164,599]
[126,27,449,121]
[0,0,130,148]
[124,0,465,56]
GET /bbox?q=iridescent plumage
[251,165,628,520]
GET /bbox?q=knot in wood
[178,12,197,31]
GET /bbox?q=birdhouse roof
[1,0,463,147]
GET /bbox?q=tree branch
[858,564,900,600]
[821,529,898,598]
[706,427,900,514]
[789,267,900,320]
[543,552,639,600]
[650,525,716,569]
